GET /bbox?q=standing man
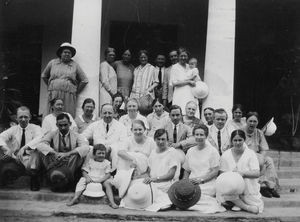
[207,108,234,155]
[0,106,43,191]
[82,103,127,170]
[203,107,215,126]
[163,50,178,108]
[37,113,89,191]
[154,54,166,100]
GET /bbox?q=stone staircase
[0,150,300,221]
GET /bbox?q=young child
[67,144,118,208]
[188,57,202,81]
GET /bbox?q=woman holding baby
[170,47,201,117]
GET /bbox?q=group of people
[0,43,280,214]
[0,95,280,214]
[41,42,203,118]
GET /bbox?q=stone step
[263,193,300,208]
[1,199,300,222]
[273,158,300,167]
[277,167,300,179]
[280,178,300,194]
[268,151,300,159]
[0,189,299,209]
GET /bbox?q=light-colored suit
[163,121,194,164]
[81,119,127,170]
[37,129,89,158]
[207,124,234,154]
[0,124,43,169]
[162,66,173,103]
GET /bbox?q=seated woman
[143,129,179,192]
[243,112,280,198]
[119,98,149,136]
[227,104,247,130]
[42,98,77,134]
[217,130,263,214]
[117,120,155,172]
[146,98,169,138]
[75,98,98,134]
[183,124,225,213]
[182,101,203,130]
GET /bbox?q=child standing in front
[67,144,118,208]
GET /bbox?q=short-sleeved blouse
[148,147,179,191]
[74,114,98,134]
[147,111,169,138]
[220,146,261,199]
[41,58,88,93]
[121,136,156,157]
[244,128,269,153]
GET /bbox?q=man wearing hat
[37,113,89,191]
[0,106,43,191]
[41,42,88,117]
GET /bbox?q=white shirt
[0,123,43,157]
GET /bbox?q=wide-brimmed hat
[83,182,106,198]
[168,179,201,210]
[216,172,245,196]
[262,117,277,136]
[123,178,153,210]
[49,166,72,190]
[56,42,76,57]
[113,168,135,198]
[191,81,209,99]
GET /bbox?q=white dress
[183,142,226,213]
[219,146,264,213]
[183,142,220,196]
[117,136,156,172]
[148,147,179,192]
[170,63,200,117]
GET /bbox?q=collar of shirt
[79,114,96,122]
[17,124,29,131]
[56,58,74,66]
[103,120,113,128]
[59,131,70,137]
[212,124,227,134]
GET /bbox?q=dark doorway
[110,21,178,66]
[1,25,42,117]
[234,0,300,150]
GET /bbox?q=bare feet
[109,203,119,209]
[66,198,79,206]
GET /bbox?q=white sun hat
[113,168,135,198]
[191,81,209,99]
[83,182,105,198]
[262,117,277,136]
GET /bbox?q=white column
[71,0,102,116]
[202,0,236,118]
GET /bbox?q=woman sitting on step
[243,112,280,198]
[217,130,264,214]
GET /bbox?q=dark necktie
[106,124,109,133]
[217,130,222,155]
[62,135,67,147]
[20,128,26,147]
[173,125,177,143]
[158,67,162,87]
